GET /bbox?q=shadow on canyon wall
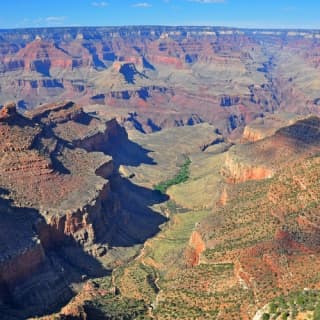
[0,190,110,319]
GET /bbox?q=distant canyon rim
[1,26,320,134]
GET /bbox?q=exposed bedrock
[223,151,273,183]
[185,231,206,267]
[0,101,166,318]
[2,26,320,135]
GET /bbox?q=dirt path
[137,237,162,319]
[109,229,162,319]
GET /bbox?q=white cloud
[91,1,108,7]
[45,16,67,23]
[16,16,67,28]
[132,2,152,7]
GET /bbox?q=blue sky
[0,0,319,29]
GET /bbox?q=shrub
[314,303,320,320]
[269,302,278,314]
[262,313,270,320]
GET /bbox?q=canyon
[0,101,169,319]
[1,26,320,319]
[1,26,320,135]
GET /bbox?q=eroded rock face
[1,26,320,134]
[0,102,18,119]
[242,124,266,142]
[223,116,320,184]
[0,102,115,246]
[0,102,113,313]
[185,231,206,267]
[0,203,46,296]
[224,152,273,183]
[0,101,165,318]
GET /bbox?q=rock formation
[1,26,320,134]
[0,101,165,319]
[185,231,206,267]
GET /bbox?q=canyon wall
[0,101,165,318]
[1,26,320,133]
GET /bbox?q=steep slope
[192,117,320,319]
[0,101,166,319]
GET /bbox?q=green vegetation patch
[84,294,148,320]
[264,290,320,320]
[154,157,191,194]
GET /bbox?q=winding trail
[134,234,162,319]
[109,214,167,319]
